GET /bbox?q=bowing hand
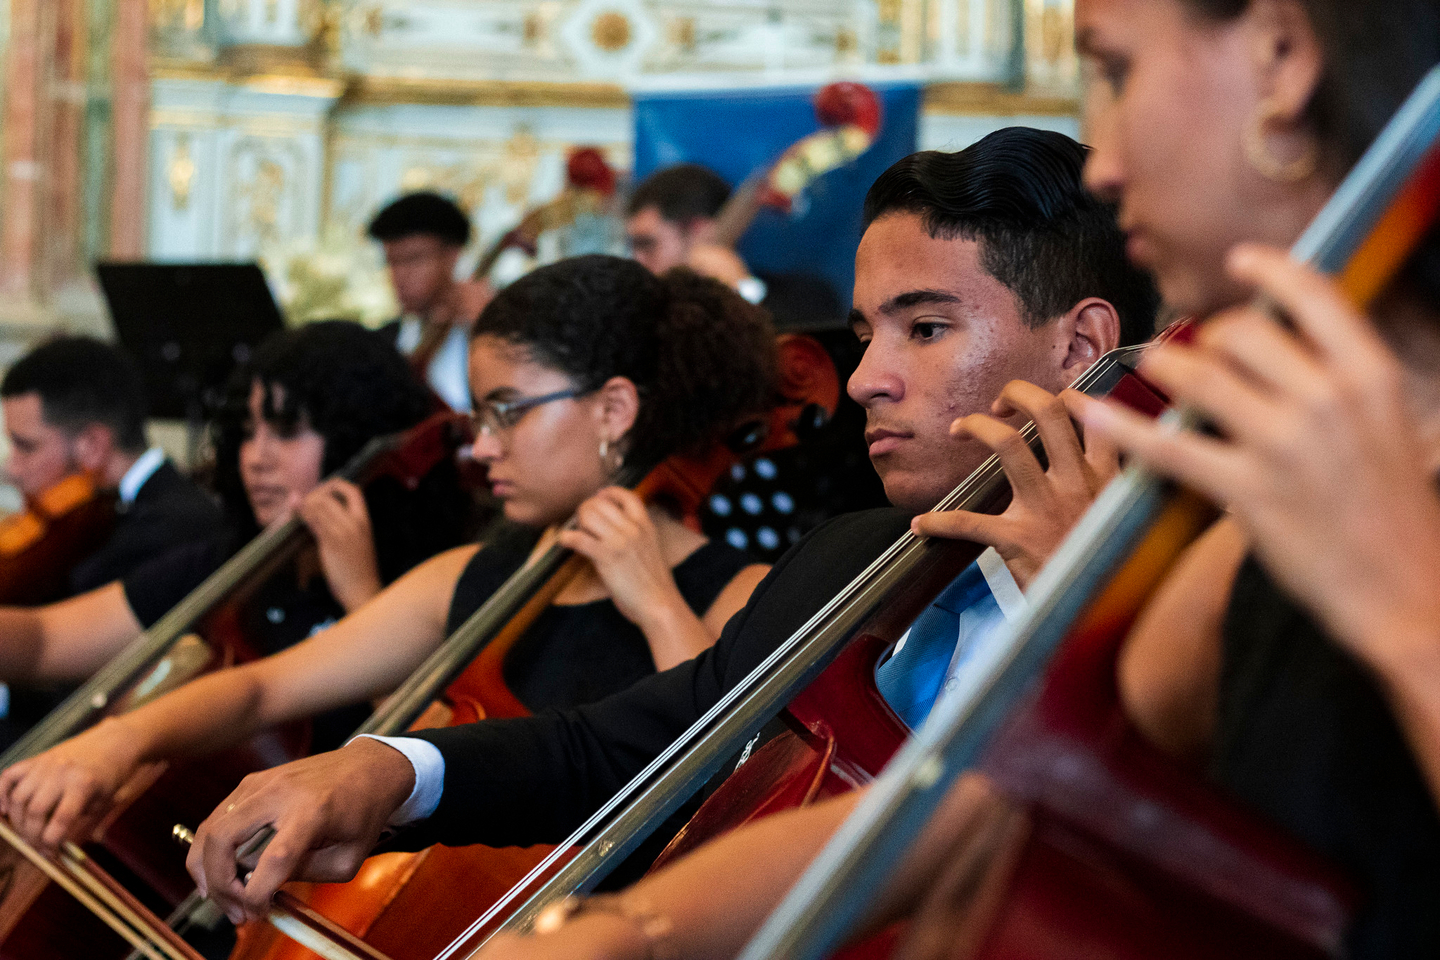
[0,717,141,851]
[1074,244,1440,672]
[297,479,382,612]
[912,380,1120,588]
[556,488,689,633]
[187,738,414,925]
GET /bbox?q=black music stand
[95,262,287,460]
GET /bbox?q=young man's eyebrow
[879,290,962,314]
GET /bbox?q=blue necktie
[875,563,992,729]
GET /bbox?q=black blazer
[402,506,912,850]
[69,460,223,596]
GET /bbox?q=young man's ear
[1059,298,1122,375]
[70,423,115,474]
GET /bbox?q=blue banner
[633,84,921,310]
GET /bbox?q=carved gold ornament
[590,11,632,52]
[169,136,196,211]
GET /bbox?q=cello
[225,330,843,960]
[732,64,1440,960]
[0,472,117,606]
[197,327,1161,960]
[0,411,474,959]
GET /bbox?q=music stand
[95,262,287,461]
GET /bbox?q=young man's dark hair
[625,164,732,224]
[0,336,148,451]
[863,127,1159,347]
[366,192,472,247]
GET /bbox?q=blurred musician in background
[369,192,493,411]
[625,163,843,330]
[0,321,472,751]
[0,335,221,597]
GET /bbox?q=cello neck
[427,345,1163,956]
[732,64,1440,960]
[709,176,766,251]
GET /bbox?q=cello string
[0,819,174,960]
[58,841,201,960]
[735,63,1440,960]
[433,345,1151,956]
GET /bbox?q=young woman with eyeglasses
[0,254,776,855]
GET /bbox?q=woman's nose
[241,435,277,473]
[470,429,503,463]
[1081,116,1125,204]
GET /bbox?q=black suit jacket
[403,507,912,850]
[69,460,223,596]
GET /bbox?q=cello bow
[410,339,1165,960]
[206,334,841,960]
[735,64,1440,960]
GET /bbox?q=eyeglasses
[471,388,585,439]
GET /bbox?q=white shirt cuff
[350,734,445,826]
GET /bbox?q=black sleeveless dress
[445,523,754,713]
[1213,556,1440,958]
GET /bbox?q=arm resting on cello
[0,582,142,683]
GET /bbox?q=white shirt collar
[118,447,167,505]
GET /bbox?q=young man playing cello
[183,128,1161,926]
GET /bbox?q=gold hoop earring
[1244,99,1318,183]
[598,437,623,474]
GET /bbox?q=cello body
[0,612,307,960]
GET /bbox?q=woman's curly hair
[473,254,779,474]
[211,320,472,583]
